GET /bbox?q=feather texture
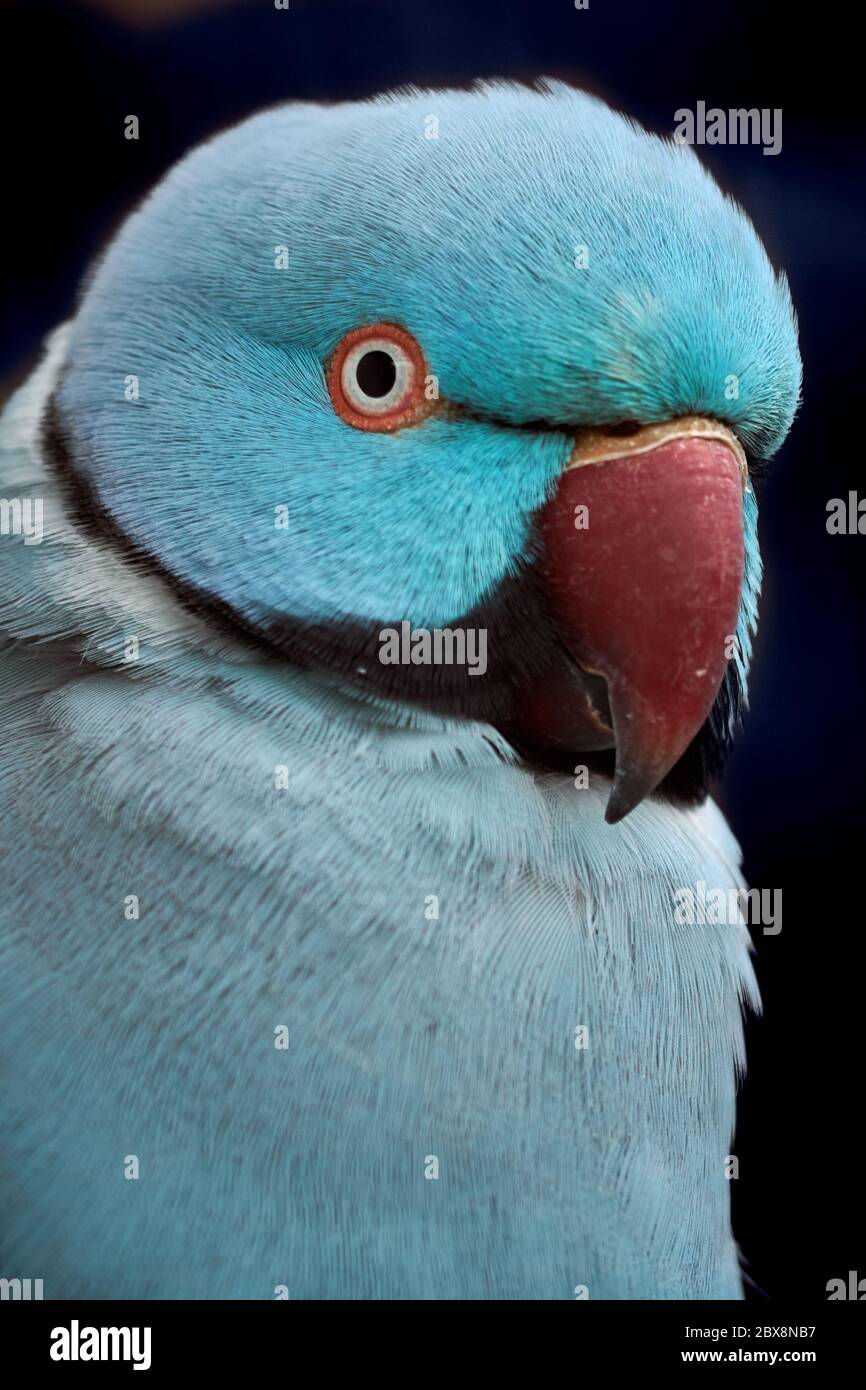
[2,332,757,1298]
[0,81,800,1299]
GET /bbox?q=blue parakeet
[0,81,800,1300]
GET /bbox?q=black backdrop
[3,0,863,1302]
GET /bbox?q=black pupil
[355,350,397,398]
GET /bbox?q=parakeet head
[50,81,801,821]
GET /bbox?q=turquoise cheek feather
[737,487,762,698]
[0,81,801,1299]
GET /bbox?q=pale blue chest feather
[0,641,755,1299]
[0,342,754,1295]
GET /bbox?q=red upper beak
[537,417,747,823]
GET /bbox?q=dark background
[3,0,863,1301]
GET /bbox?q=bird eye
[327,323,431,431]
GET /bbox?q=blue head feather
[57,81,799,646]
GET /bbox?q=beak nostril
[602,421,642,438]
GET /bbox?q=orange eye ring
[327,323,433,432]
